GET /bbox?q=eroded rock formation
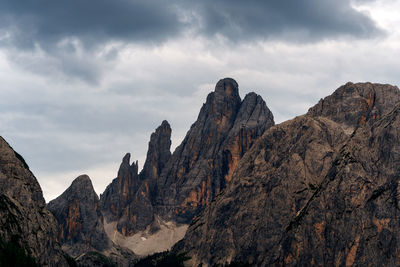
[48,175,113,257]
[100,120,172,236]
[155,78,275,223]
[0,137,68,266]
[100,78,274,238]
[48,174,136,266]
[175,82,400,266]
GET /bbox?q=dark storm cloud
[187,0,383,41]
[0,0,383,83]
[0,0,382,50]
[0,0,183,49]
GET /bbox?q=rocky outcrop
[48,174,136,266]
[48,174,113,257]
[155,78,274,223]
[141,120,172,185]
[100,78,274,242]
[100,153,140,236]
[308,82,400,131]
[100,120,172,236]
[0,136,68,266]
[175,82,400,266]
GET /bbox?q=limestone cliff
[100,78,274,237]
[48,175,113,257]
[176,82,400,266]
[155,78,274,223]
[48,174,136,266]
[0,137,68,266]
[100,121,172,235]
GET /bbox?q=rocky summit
[99,78,274,242]
[100,120,172,236]
[154,78,274,223]
[48,174,136,266]
[48,174,113,257]
[175,82,400,266]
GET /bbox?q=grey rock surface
[308,82,400,130]
[99,78,274,238]
[175,82,400,266]
[48,174,113,257]
[155,78,274,223]
[0,136,68,266]
[100,120,172,235]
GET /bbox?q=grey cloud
[0,0,183,49]
[0,0,383,83]
[0,0,382,50]
[188,0,383,41]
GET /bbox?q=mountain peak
[215,78,239,97]
[70,174,92,188]
[308,82,400,131]
[122,152,131,164]
[160,119,170,128]
[48,174,112,257]
[155,78,274,223]
[141,120,172,181]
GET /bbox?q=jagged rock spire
[155,78,274,223]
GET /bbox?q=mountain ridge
[174,81,400,266]
[4,79,400,266]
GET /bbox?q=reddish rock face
[99,78,274,236]
[155,78,274,223]
[100,120,172,235]
[307,82,400,130]
[48,175,113,257]
[176,82,400,267]
[0,137,68,266]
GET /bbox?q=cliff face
[100,120,172,236]
[48,175,113,257]
[176,82,400,266]
[99,78,274,238]
[48,175,136,266]
[0,137,68,266]
[308,82,400,130]
[155,78,275,223]
[100,153,141,236]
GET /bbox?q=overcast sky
[1,0,399,201]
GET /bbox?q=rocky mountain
[99,78,274,243]
[175,82,400,266]
[0,136,69,266]
[154,78,275,223]
[48,174,136,266]
[5,78,400,267]
[48,175,113,257]
[100,120,172,236]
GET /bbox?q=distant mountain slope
[48,174,136,266]
[0,136,69,266]
[175,82,400,266]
